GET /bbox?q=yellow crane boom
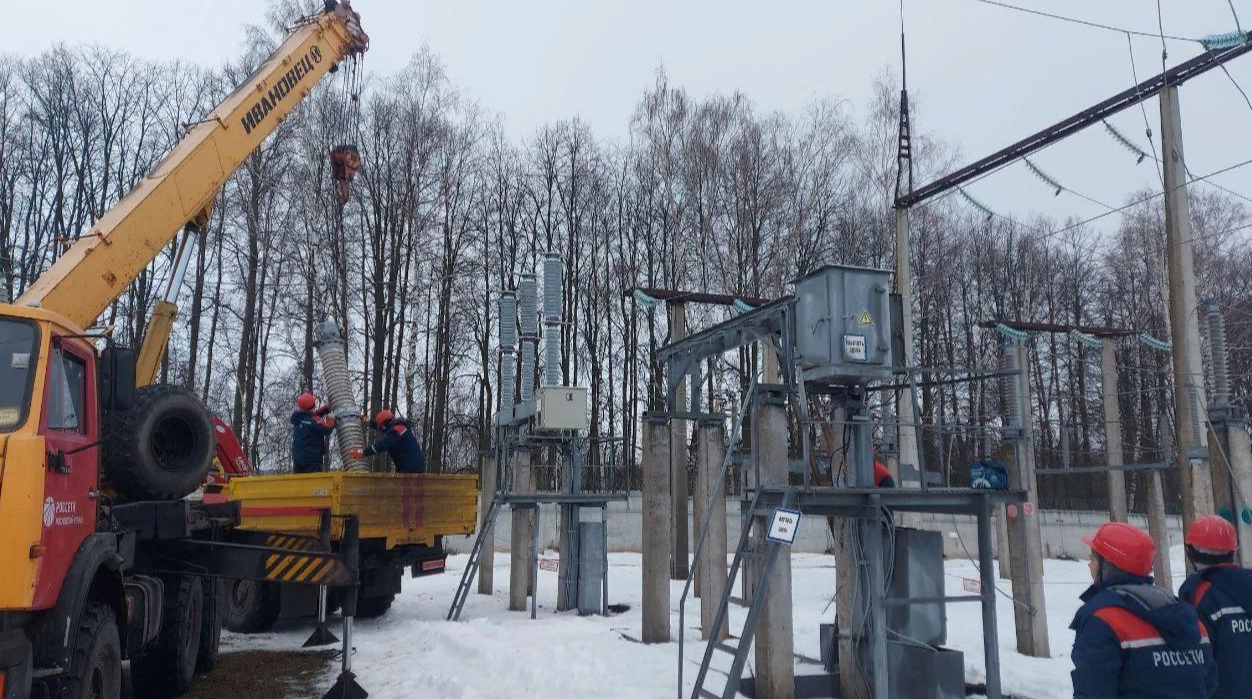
[16,1,368,335]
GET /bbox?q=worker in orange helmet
[1070,521,1217,699]
[1179,514,1252,699]
[291,392,335,474]
[349,409,425,474]
[873,460,895,488]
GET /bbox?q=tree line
[3,2,1250,512]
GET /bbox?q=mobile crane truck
[0,4,464,699]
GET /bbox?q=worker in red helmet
[349,409,425,474]
[1179,514,1252,699]
[1070,521,1217,699]
[291,392,335,474]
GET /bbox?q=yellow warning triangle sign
[858,310,872,326]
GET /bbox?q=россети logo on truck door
[43,496,85,528]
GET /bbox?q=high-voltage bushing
[519,274,539,402]
[543,253,563,322]
[499,291,518,408]
[499,291,518,351]
[520,341,536,403]
[543,253,563,387]
[519,274,539,336]
[1205,299,1231,408]
[315,320,370,472]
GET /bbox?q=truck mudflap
[0,630,32,699]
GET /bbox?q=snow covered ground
[220,547,1194,699]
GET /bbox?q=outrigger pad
[303,625,340,648]
[322,671,368,699]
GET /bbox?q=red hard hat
[1083,522,1156,577]
[298,393,317,411]
[1185,514,1238,554]
[374,409,394,427]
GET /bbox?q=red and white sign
[539,558,559,572]
[1007,504,1019,519]
[1023,502,1035,516]
[963,577,982,594]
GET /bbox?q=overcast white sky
[5,0,1252,228]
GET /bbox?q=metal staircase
[687,487,795,699]
[446,493,504,621]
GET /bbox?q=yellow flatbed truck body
[226,472,478,548]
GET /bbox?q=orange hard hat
[1083,522,1156,577]
[298,393,317,411]
[374,409,394,428]
[1185,514,1238,554]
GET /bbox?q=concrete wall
[445,496,1184,561]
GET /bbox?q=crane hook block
[330,144,361,206]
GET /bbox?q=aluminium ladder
[446,493,504,621]
[689,487,796,699]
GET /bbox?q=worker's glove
[314,404,331,416]
[321,417,337,429]
[348,448,365,459]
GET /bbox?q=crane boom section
[16,4,367,330]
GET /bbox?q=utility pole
[1100,338,1129,522]
[669,302,690,581]
[1161,85,1214,529]
[895,207,921,489]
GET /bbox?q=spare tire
[102,385,216,501]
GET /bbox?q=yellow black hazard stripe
[262,535,350,584]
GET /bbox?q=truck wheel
[131,575,202,699]
[355,593,395,619]
[195,577,225,673]
[102,385,216,501]
[62,603,122,699]
[223,579,280,634]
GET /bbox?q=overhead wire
[969,0,1200,42]
[1125,34,1166,186]
[1228,0,1245,34]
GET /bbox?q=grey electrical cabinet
[791,264,894,382]
[536,386,589,431]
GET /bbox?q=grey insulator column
[499,291,517,409]
[315,320,370,472]
[519,275,538,402]
[543,253,563,387]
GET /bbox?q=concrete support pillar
[696,419,728,640]
[669,303,690,581]
[478,454,496,595]
[1225,423,1252,567]
[508,450,534,612]
[1100,339,1129,522]
[1006,341,1050,658]
[754,390,793,699]
[1146,470,1173,590]
[642,417,672,643]
[996,506,1012,580]
[833,515,861,699]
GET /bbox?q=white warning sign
[767,509,802,545]
[842,334,868,362]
